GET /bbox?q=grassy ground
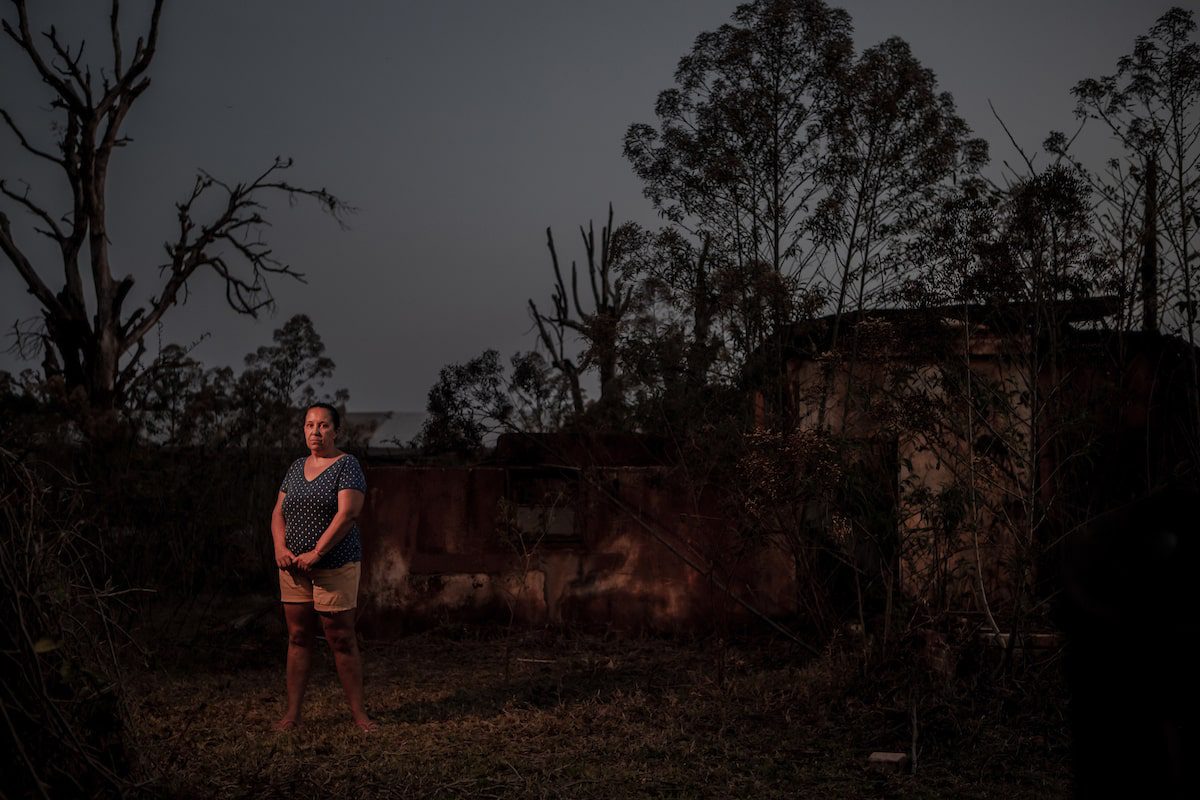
[124,600,1072,799]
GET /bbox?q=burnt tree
[528,204,636,421]
[0,0,348,408]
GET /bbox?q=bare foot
[273,718,301,732]
[353,717,378,733]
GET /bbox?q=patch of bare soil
[124,604,1071,799]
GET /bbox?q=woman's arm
[292,488,365,571]
[271,491,294,569]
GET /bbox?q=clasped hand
[276,547,322,572]
[275,548,296,570]
[291,550,322,571]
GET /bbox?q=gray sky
[0,1,1187,409]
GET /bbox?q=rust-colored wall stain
[357,460,794,636]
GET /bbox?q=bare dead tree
[0,0,350,409]
[528,204,636,420]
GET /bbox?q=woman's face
[304,407,337,453]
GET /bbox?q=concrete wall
[774,326,1192,614]
[357,464,797,635]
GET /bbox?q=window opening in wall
[502,467,582,547]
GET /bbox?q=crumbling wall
[778,327,1188,615]
[357,464,796,635]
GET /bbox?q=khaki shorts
[279,561,360,612]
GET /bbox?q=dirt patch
[125,619,1071,799]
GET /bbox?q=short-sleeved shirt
[279,453,367,569]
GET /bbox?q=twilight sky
[0,0,1184,410]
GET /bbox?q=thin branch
[0,210,67,317]
[989,99,1037,175]
[109,0,122,77]
[121,159,349,351]
[0,179,65,243]
[1,1,85,113]
[43,25,92,105]
[0,107,63,165]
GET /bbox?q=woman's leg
[277,602,317,729]
[319,609,373,729]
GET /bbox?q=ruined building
[357,299,1198,634]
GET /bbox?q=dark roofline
[809,295,1121,329]
[772,296,1120,354]
[738,297,1200,376]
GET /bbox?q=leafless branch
[0,179,64,243]
[122,158,349,351]
[0,210,66,318]
[109,0,122,78]
[43,25,93,105]
[1,1,85,113]
[988,100,1036,176]
[0,107,63,165]
[4,315,44,359]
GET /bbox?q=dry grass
[124,600,1071,799]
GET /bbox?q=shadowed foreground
[127,605,1071,799]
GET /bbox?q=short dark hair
[305,402,341,430]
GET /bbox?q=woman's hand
[292,550,322,572]
[275,548,296,570]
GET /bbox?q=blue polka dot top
[279,454,367,569]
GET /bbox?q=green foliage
[1073,7,1198,154]
[416,348,576,454]
[821,36,987,321]
[125,313,346,449]
[971,166,1105,307]
[624,0,854,271]
[895,164,1104,311]
[507,0,987,439]
[625,0,983,330]
[509,350,573,433]
[227,313,347,447]
[418,349,512,453]
[1071,6,1200,336]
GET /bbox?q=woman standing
[271,402,375,732]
